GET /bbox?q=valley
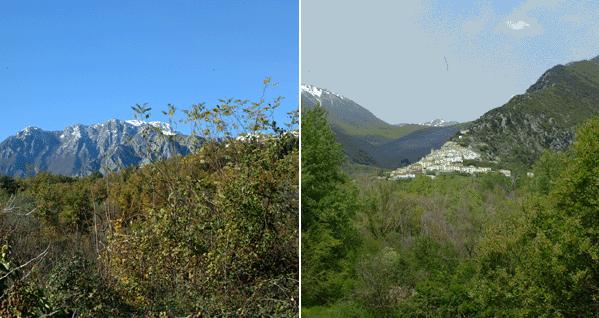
[303,55,599,176]
[301,84,461,168]
[301,54,599,317]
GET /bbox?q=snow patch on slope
[419,119,459,127]
[301,84,323,98]
[125,119,145,127]
[125,120,177,136]
[301,84,345,100]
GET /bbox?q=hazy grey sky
[302,0,599,124]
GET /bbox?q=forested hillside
[0,87,299,317]
[456,56,599,167]
[302,107,598,317]
[301,85,460,168]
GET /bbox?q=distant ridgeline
[301,84,461,169]
[0,119,200,177]
[303,55,599,175]
[454,55,599,168]
[388,56,599,179]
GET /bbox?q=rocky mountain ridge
[0,119,198,177]
[454,55,599,166]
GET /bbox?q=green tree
[301,106,359,305]
[472,116,599,317]
[528,150,568,195]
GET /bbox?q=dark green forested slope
[301,85,425,142]
[456,56,599,167]
[302,106,599,317]
[301,87,460,168]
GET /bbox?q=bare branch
[1,195,37,216]
[0,244,50,282]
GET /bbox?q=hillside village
[389,141,511,180]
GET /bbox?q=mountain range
[3,55,597,177]
[0,119,199,177]
[455,55,599,167]
[301,84,461,168]
[303,54,599,171]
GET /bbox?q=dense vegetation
[302,107,598,317]
[301,107,359,305]
[0,83,299,317]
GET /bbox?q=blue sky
[0,0,298,139]
[302,0,599,124]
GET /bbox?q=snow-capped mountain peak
[419,119,459,127]
[301,84,345,100]
[0,118,197,177]
[125,120,177,136]
[19,126,42,135]
[301,84,323,98]
[125,119,145,126]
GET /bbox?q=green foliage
[0,176,19,195]
[0,282,52,318]
[528,150,568,195]
[0,243,10,297]
[16,173,101,233]
[470,116,599,317]
[103,137,298,316]
[304,116,599,317]
[0,242,54,317]
[45,255,130,317]
[346,175,516,316]
[301,107,360,305]
[0,82,298,317]
[302,302,374,318]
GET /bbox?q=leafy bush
[0,81,299,317]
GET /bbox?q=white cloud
[506,20,530,30]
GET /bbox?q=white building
[388,141,509,180]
